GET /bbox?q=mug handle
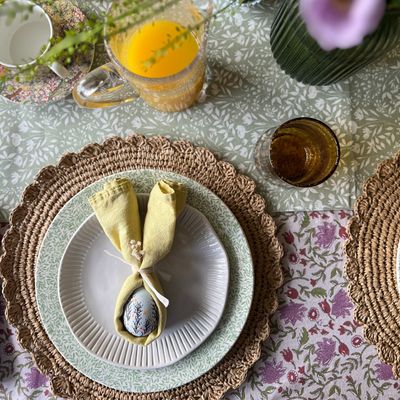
[49,61,70,79]
[72,62,138,109]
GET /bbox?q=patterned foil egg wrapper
[123,287,159,337]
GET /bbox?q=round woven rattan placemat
[0,135,283,399]
[345,150,400,377]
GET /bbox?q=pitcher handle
[72,62,138,109]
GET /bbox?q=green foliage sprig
[0,0,244,83]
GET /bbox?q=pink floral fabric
[225,211,399,399]
[1,212,399,399]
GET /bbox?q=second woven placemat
[0,135,283,399]
[345,150,400,377]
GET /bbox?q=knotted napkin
[89,178,187,345]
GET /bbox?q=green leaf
[311,287,327,298]
[299,327,309,346]
[264,386,276,395]
[301,213,310,229]
[329,385,340,396]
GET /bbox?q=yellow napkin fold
[89,178,187,346]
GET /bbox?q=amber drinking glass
[254,117,340,188]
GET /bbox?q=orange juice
[120,20,199,78]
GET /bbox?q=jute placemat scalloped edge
[0,135,283,400]
[345,149,400,378]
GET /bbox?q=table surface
[1,211,400,399]
[0,1,399,213]
[1,1,400,399]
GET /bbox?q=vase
[270,0,400,86]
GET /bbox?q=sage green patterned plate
[35,169,254,393]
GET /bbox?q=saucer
[0,0,95,104]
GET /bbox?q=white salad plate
[35,170,254,393]
[58,194,229,369]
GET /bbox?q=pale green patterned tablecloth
[0,1,398,213]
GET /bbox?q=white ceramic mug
[0,0,68,78]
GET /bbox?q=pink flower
[339,342,350,356]
[315,338,336,366]
[315,222,336,248]
[332,289,353,318]
[310,279,317,287]
[279,302,307,325]
[319,299,331,314]
[351,335,363,348]
[339,210,349,219]
[4,343,14,354]
[308,307,319,321]
[298,366,305,374]
[25,368,47,389]
[289,253,299,264]
[309,327,319,335]
[339,226,348,239]
[287,370,298,383]
[375,363,395,381]
[283,231,295,244]
[281,348,293,362]
[299,0,386,51]
[286,288,299,299]
[299,248,307,256]
[259,360,286,384]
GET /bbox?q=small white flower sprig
[130,240,145,264]
[105,239,169,307]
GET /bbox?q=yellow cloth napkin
[89,178,187,345]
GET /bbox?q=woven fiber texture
[0,135,283,400]
[345,150,400,377]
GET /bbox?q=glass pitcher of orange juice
[73,0,212,112]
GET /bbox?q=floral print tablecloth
[0,1,399,213]
[1,211,399,399]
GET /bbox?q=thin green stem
[1,0,241,82]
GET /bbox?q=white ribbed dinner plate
[58,194,229,369]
